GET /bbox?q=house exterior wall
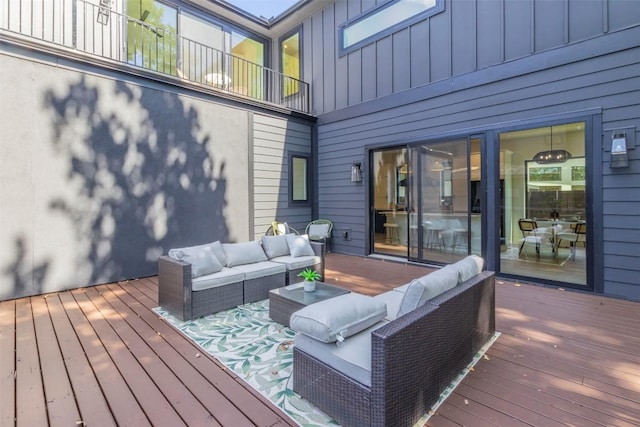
[303,0,640,300]
[0,43,313,301]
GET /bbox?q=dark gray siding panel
[376,36,393,98]
[451,0,477,75]
[534,0,566,51]
[317,33,640,298]
[410,21,430,87]
[362,44,377,101]
[504,0,532,60]
[392,29,411,93]
[429,6,451,82]
[568,0,603,42]
[477,0,503,69]
[305,0,639,115]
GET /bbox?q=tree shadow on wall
[44,76,229,286]
[1,237,50,300]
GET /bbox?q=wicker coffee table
[269,282,350,327]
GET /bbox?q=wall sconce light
[611,132,628,168]
[351,162,362,182]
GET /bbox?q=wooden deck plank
[4,253,640,427]
[104,281,296,427]
[70,288,187,427]
[58,290,151,426]
[30,296,81,426]
[14,298,48,427]
[88,285,225,426]
[0,300,16,427]
[45,293,116,426]
[464,361,631,427]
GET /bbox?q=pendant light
[532,126,572,164]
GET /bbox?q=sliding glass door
[409,138,480,264]
[498,122,587,286]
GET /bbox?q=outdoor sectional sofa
[158,234,325,321]
[290,255,495,427]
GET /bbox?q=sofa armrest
[158,255,193,321]
[370,270,495,426]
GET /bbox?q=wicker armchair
[305,219,333,251]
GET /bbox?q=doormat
[154,301,500,427]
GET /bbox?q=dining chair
[518,219,555,257]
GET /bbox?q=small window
[339,0,444,55]
[290,154,310,204]
[281,28,301,97]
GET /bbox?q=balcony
[0,0,310,114]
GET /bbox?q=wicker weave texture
[293,348,372,426]
[293,271,496,427]
[243,272,286,304]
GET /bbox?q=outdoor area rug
[154,301,500,427]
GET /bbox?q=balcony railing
[0,0,310,113]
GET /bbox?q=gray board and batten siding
[0,43,314,301]
[305,0,640,299]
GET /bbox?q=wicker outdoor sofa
[158,234,325,321]
[290,256,495,427]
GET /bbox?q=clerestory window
[339,0,444,56]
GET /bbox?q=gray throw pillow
[261,235,290,259]
[452,255,484,283]
[210,240,227,266]
[168,242,224,278]
[285,234,315,257]
[397,265,459,316]
[222,241,268,267]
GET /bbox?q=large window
[290,154,310,204]
[281,29,301,97]
[339,0,444,55]
[127,0,177,74]
[231,31,265,99]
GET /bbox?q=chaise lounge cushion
[286,234,316,257]
[168,242,224,278]
[397,265,459,317]
[222,241,268,267]
[290,293,387,343]
[261,235,290,259]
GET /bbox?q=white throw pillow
[452,255,484,283]
[290,293,387,343]
[222,241,268,267]
[261,235,290,259]
[285,234,316,257]
[308,223,330,238]
[168,242,224,278]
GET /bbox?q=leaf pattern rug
[154,301,500,427]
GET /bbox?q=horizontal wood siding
[317,31,640,297]
[301,0,638,115]
[252,114,313,236]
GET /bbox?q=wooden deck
[1,253,639,426]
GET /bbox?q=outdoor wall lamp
[351,162,362,182]
[610,132,628,168]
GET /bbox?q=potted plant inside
[298,268,321,292]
